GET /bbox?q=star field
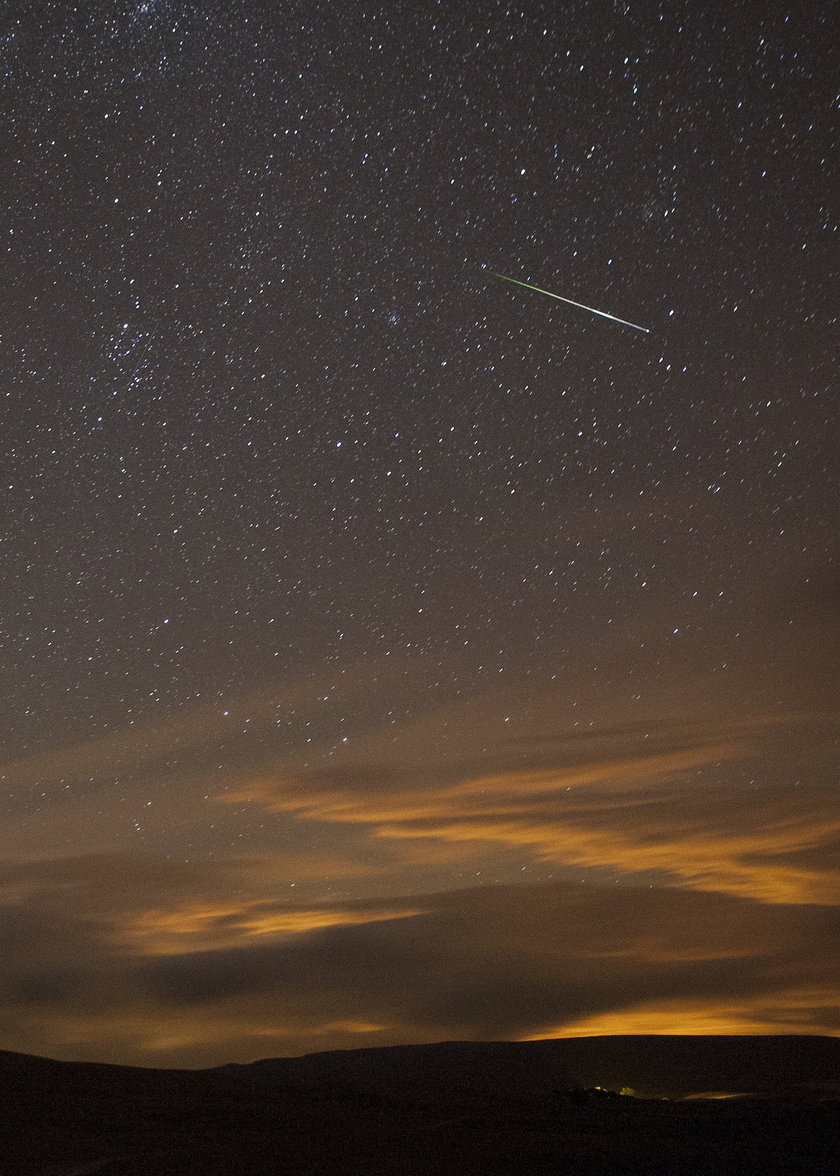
[0,1,837,1065]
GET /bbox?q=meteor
[492,271,650,334]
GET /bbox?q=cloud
[222,712,840,904]
[113,898,424,957]
[0,854,837,1067]
[0,668,835,1068]
[526,989,840,1039]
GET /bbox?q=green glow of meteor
[492,272,650,334]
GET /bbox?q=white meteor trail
[492,271,650,333]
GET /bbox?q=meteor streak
[492,272,650,333]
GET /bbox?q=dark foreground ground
[1,1036,838,1175]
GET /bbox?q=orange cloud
[0,854,837,1067]
[112,899,423,956]
[374,810,840,904]
[224,720,840,904]
[525,987,840,1039]
[225,742,745,824]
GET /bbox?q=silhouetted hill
[219,1033,840,1101]
[1,1036,838,1174]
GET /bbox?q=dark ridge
[218,1034,840,1100]
[1,1036,838,1175]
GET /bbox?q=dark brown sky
[0,0,836,1066]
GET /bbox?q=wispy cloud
[223,713,840,904]
[0,858,837,1066]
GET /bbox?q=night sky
[1,1,837,1068]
